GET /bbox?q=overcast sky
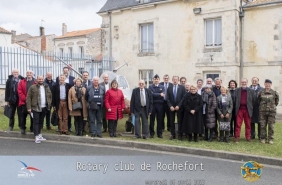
[0,0,107,36]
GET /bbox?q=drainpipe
[108,12,112,68]
[239,0,244,81]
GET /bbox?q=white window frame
[79,46,84,58]
[140,23,154,53]
[139,69,154,87]
[68,47,73,59]
[59,48,64,58]
[203,71,221,85]
[205,18,222,48]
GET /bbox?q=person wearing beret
[258,79,279,144]
[149,74,165,138]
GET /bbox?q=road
[0,137,281,185]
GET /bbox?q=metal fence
[0,46,115,85]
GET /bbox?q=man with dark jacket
[26,75,52,143]
[99,73,110,133]
[130,80,153,139]
[5,69,24,131]
[149,74,165,138]
[44,72,56,130]
[52,74,72,135]
[234,78,255,143]
[250,77,264,140]
[160,74,173,132]
[17,70,36,134]
[166,76,186,140]
[82,71,91,88]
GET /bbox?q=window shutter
[206,20,213,46]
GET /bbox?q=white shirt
[65,76,69,83]
[197,88,202,95]
[40,86,46,108]
[105,83,109,92]
[140,88,146,105]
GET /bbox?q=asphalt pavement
[1,137,282,185]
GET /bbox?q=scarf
[75,85,83,101]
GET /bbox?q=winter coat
[250,85,264,123]
[17,78,36,106]
[105,88,125,120]
[26,84,52,112]
[5,75,24,104]
[202,91,217,129]
[217,94,233,122]
[68,86,88,118]
[182,93,203,134]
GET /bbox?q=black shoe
[203,137,208,141]
[169,135,175,140]
[143,136,148,140]
[158,135,163,138]
[178,136,183,141]
[75,131,79,136]
[102,129,107,133]
[91,134,96,137]
[150,135,154,138]
[251,135,255,139]
[225,138,229,143]
[167,128,170,132]
[208,138,213,142]
[21,129,26,134]
[134,135,141,139]
[97,135,102,138]
[219,138,224,142]
[229,134,233,137]
[9,127,13,131]
[68,128,73,132]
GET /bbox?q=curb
[1,130,282,166]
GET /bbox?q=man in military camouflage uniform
[258,79,279,144]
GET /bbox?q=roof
[244,0,282,6]
[56,28,100,39]
[0,27,12,34]
[98,0,167,13]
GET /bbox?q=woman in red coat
[104,80,125,137]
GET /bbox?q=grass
[1,108,282,158]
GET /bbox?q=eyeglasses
[139,83,144,85]
[181,81,185,83]
[164,78,168,80]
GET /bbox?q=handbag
[4,105,13,119]
[89,101,98,110]
[51,111,59,126]
[219,122,230,131]
[72,102,82,110]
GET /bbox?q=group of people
[130,74,279,144]
[5,67,125,143]
[5,68,279,145]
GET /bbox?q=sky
[0,0,107,36]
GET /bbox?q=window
[143,0,151,3]
[140,23,154,53]
[78,67,84,75]
[139,70,153,86]
[205,18,222,47]
[204,72,220,85]
[60,48,64,58]
[68,47,73,59]
[79,46,84,58]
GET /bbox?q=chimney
[11,30,16,43]
[40,26,45,36]
[62,23,67,36]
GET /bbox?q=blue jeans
[89,107,102,135]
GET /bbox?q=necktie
[173,85,177,101]
[140,89,146,106]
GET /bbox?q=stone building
[54,23,101,58]
[98,0,282,105]
[0,27,12,46]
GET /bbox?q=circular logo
[241,161,263,182]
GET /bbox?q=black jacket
[83,80,92,88]
[130,87,153,117]
[149,84,165,104]
[166,84,186,108]
[52,83,72,111]
[56,75,75,86]
[5,75,24,104]
[44,78,56,92]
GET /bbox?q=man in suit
[56,67,75,132]
[82,71,91,88]
[180,77,186,86]
[196,79,203,95]
[159,74,173,132]
[130,80,153,139]
[166,76,186,140]
[149,74,165,138]
[234,78,256,143]
[250,77,264,140]
[99,73,110,133]
[52,74,72,135]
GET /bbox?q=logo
[241,161,263,182]
[17,161,41,178]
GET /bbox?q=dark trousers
[150,103,164,137]
[68,116,72,129]
[74,115,84,133]
[214,112,218,137]
[163,101,170,130]
[135,107,148,137]
[230,110,236,136]
[108,119,118,136]
[251,122,261,138]
[32,108,46,136]
[188,134,198,140]
[9,103,20,128]
[102,107,108,131]
[45,108,51,128]
[19,105,33,131]
[169,110,183,137]
[89,107,102,135]
[203,115,214,139]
